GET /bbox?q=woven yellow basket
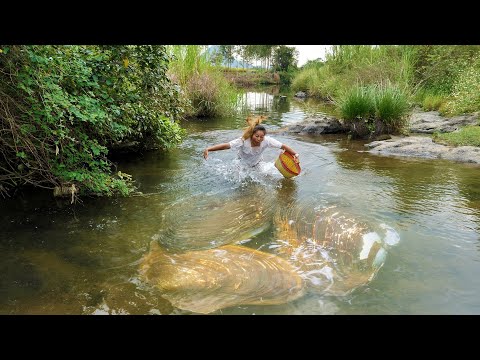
[274,152,301,178]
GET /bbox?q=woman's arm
[203,143,231,160]
[281,144,299,163]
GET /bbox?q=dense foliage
[209,45,299,84]
[0,45,186,198]
[168,45,238,118]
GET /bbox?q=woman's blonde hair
[242,115,267,140]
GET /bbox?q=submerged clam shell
[139,242,305,314]
[157,191,274,251]
[273,206,391,296]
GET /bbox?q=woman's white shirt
[228,136,283,167]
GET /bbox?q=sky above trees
[289,45,330,66]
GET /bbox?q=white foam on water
[372,247,387,268]
[235,238,253,245]
[301,266,335,288]
[268,244,282,249]
[380,223,400,246]
[212,159,280,188]
[87,301,128,315]
[359,232,381,260]
[315,299,340,315]
[257,161,280,177]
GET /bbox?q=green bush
[413,45,480,94]
[291,67,318,93]
[168,45,239,118]
[0,45,186,198]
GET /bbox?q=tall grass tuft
[337,83,410,137]
[337,85,376,120]
[187,70,238,117]
[167,45,238,117]
[168,45,210,85]
[374,83,410,126]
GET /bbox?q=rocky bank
[281,107,480,165]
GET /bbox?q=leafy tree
[273,45,298,72]
[219,45,236,68]
[244,45,276,70]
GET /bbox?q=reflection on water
[237,91,276,113]
[1,89,480,315]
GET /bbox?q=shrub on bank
[338,83,410,137]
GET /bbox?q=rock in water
[139,242,305,314]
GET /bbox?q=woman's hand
[293,153,300,163]
[203,148,209,160]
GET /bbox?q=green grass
[413,88,448,111]
[374,84,410,124]
[433,126,480,147]
[337,83,410,137]
[222,68,279,86]
[423,94,447,111]
[293,46,480,119]
[167,45,239,118]
[292,45,416,102]
[337,85,376,120]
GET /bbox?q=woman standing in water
[203,115,299,167]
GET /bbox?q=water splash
[211,158,283,188]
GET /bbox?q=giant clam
[139,241,305,314]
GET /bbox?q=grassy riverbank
[292,45,480,139]
[221,68,280,86]
[433,125,480,147]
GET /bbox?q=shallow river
[1,89,479,314]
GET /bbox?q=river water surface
[1,88,480,314]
